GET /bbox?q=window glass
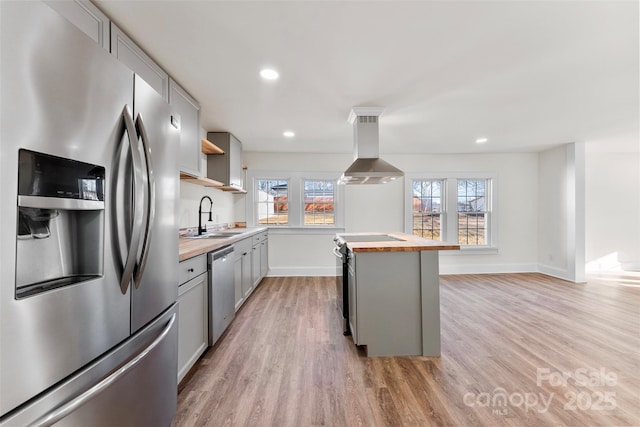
[457,179,487,245]
[303,180,335,225]
[412,180,442,240]
[256,179,289,225]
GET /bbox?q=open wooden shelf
[201,139,224,155]
[219,186,247,194]
[179,173,224,188]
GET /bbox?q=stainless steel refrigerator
[0,1,179,425]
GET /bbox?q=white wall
[585,151,640,271]
[537,143,586,282]
[537,145,569,274]
[345,179,404,232]
[391,153,539,274]
[243,151,540,275]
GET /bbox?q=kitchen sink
[215,230,246,235]
[186,234,231,240]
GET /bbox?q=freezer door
[0,305,178,427]
[130,75,180,333]
[0,1,133,416]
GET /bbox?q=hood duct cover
[339,107,403,184]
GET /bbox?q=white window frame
[404,172,498,253]
[246,170,345,232]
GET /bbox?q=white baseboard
[266,263,586,282]
[622,262,640,272]
[537,264,573,282]
[439,263,538,275]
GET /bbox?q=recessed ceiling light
[283,131,295,138]
[476,137,488,144]
[260,68,279,80]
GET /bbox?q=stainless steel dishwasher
[208,245,235,346]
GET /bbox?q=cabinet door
[234,256,243,310]
[251,244,261,287]
[177,272,208,382]
[229,135,243,189]
[169,79,201,177]
[260,239,268,279]
[241,251,253,299]
[347,254,358,343]
[110,22,169,101]
[46,0,109,50]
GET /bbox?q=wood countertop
[336,232,460,253]
[179,227,267,262]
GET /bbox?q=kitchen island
[336,232,459,357]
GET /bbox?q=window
[406,174,496,249]
[412,180,443,240]
[256,179,289,225]
[457,180,488,245]
[304,180,335,225]
[248,172,343,229]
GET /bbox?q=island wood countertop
[335,232,460,253]
[179,227,267,262]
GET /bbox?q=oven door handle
[332,247,343,259]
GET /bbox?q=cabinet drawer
[252,232,267,246]
[178,255,207,285]
[234,237,252,258]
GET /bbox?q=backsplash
[179,180,235,229]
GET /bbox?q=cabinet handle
[187,268,194,273]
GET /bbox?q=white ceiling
[95,0,639,154]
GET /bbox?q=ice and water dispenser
[16,149,105,298]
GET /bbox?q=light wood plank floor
[172,273,640,426]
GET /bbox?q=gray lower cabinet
[233,238,252,310]
[110,22,169,101]
[251,243,260,288]
[232,231,268,311]
[45,0,109,50]
[241,250,252,299]
[260,236,269,278]
[169,78,201,177]
[177,255,208,383]
[347,252,357,342]
[251,231,268,287]
[346,250,441,357]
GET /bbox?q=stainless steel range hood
[339,107,403,185]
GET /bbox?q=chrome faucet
[198,196,213,235]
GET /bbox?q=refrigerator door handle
[132,113,156,287]
[119,105,145,294]
[28,313,177,427]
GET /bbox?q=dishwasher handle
[209,245,234,264]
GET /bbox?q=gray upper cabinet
[110,22,169,101]
[46,0,109,50]
[170,79,201,177]
[206,132,243,190]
